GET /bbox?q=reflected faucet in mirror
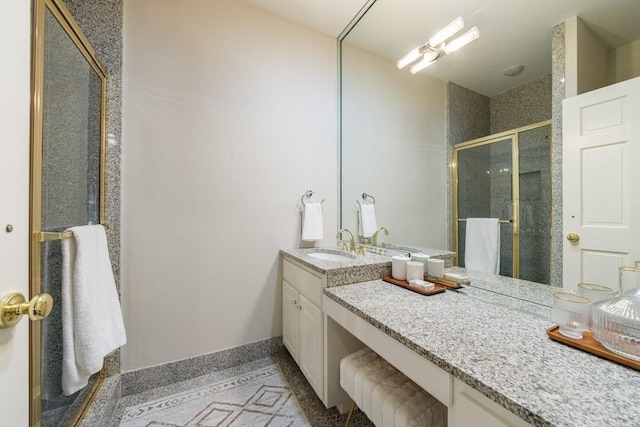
[336,228,356,253]
[373,227,389,247]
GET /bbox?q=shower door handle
[0,292,53,328]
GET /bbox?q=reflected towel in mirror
[465,218,500,274]
[359,203,377,238]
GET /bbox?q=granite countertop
[323,280,640,427]
[280,246,456,286]
[280,247,392,287]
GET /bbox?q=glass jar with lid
[591,265,640,361]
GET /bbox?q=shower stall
[453,121,551,284]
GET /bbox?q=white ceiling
[244,0,368,37]
[247,0,640,96]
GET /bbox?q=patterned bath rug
[119,364,311,427]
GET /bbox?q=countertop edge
[322,288,553,427]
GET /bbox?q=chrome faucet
[336,228,356,253]
[373,226,389,247]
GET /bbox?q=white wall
[609,39,640,84]
[565,16,609,97]
[122,0,338,370]
[341,43,447,249]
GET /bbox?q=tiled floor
[110,351,374,427]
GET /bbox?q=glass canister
[591,266,640,361]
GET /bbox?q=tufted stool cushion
[340,348,446,427]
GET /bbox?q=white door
[0,0,32,424]
[563,77,640,291]
[298,295,323,399]
[281,280,299,361]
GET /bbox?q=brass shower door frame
[452,120,552,279]
[30,0,107,425]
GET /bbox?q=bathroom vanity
[281,248,640,426]
[280,247,454,409]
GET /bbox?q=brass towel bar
[37,231,74,242]
[36,224,108,242]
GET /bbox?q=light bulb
[429,16,464,47]
[397,47,422,69]
[444,27,479,54]
[409,54,435,74]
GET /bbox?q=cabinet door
[298,294,324,398]
[450,378,531,427]
[282,280,299,362]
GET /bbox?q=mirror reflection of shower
[454,122,551,284]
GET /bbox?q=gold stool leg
[344,401,357,427]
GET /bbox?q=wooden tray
[382,275,446,296]
[546,325,640,371]
[425,275,464,289]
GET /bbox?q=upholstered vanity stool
[340,348,447,427]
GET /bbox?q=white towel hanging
[301,202,323,242]
[465,218,501,274]
[61,225,126,395]
[359,204,377,238]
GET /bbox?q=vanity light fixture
[398,16,480,75]
[444,27,480,54]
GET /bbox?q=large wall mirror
[340,0,640,285]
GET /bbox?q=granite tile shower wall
[490,75,552,134]
[38,0,123,425]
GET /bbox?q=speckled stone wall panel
[63,0,123,375]
[489,74,552,135]
[446,82,491,146]
[121,337,285,397]
[550,23,565,288]
[445,82,490,253]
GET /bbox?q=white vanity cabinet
[449,378,531,427]
[282,258,325,399]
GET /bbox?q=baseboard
[120,336,284,396]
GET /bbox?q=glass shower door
[454,122,552,284]
[455,137,514,277]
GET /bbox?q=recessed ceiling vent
[504,64,525,77]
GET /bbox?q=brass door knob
[0,292,53,328]
[566,232,580,243]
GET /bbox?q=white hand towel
[301,202,323,242]
[359,204,377,238]
[61,225,126,396]
[465,218,501,274]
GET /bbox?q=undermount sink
[307,251,356,262]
